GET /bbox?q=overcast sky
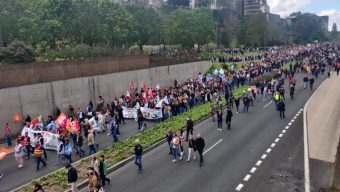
[267,0,340,31]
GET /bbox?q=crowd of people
[1,42,339,192]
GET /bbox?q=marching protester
[172,131,182,162]
[277,100,286,119]
[64,138,73,163]
[14,140,24,168]
[99,155,110,186]
[226,107,233,130]
[134,139,143,173]
[34,142,47,171]
[88,130,96,155]
[32,182,44,192]
[195,134,205,167]
[76,132,85,157]
[186,117,193,141]
[3,123,12,147]
[186,135,196,162]
[91,156,99,174]
[309,77,315,90]
[165,129,174,155]
[217,110,223,131]
[66,163,78,192]
[56,137,65,165]
[87,168,99,192]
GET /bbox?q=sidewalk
[307,73,340,190]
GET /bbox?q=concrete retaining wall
[0,61,210,138]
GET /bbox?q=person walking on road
[14,140,24,168]
[66,163,78,192]
[99,155,110,186]
[186,117,193,141]
[179,129,185,156]
[186,135,196,162]
[34,142,47,171]
[309,77,315,90]
[242,94,249,113]
[165,129,173,155]
[217,110,223,131]
[289,84,295,100]
[278,100,286,119]
[91,156,99,174]
[195,134,205,167]
[235,97,240,113]
[64,139,73,163]
[172,131,182,162]
[88,130,96,155]
[3,123,12,147]
[303,75,309,89]
[23,132,32,159]
[210,102,217,121]
[134,139,143,173]
[226,107,233,130]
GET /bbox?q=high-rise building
[233,0,269,17]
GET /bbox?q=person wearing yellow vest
[34,142,47,171]
[273,92,281,110]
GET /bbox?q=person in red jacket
[23,132,32,159]
[3,123,11,147]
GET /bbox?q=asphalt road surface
[0,119,157,191]
[78,72,325,192]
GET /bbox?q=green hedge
[200,51,268,59]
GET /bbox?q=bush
[0,41,35,64]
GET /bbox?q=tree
[330,23,338,40]
[165,8,215,50]
[126,5,161,53]
[0,41,35,64]
[290,13,327,43]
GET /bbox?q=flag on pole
[142,82,147,91]
[126,90,131,98]
[156,84,160,90]
[13,112,22,124]
[143,92,148,104]
[0,148,11,160]
[147,89,153,99]
[129,81,134,90]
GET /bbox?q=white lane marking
[275,138,280,143]
[288,122,292,126]
[282,130,286,133]
[203,139,223,155]
[291,119,295,123]
[256,160,262,166]
[293,116,297,119]
[263,100,273,108]
[236,184,244,191]
[243,174,251,181]
[285,126,290,129]
[261,154,267,159]
[271,143,276,148]
[279,134,283,137]
[266,148,272,153]
[250,167,257,173]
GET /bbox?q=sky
[267,0,340,31]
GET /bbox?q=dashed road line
[271,143,276,148]
[263,101,273,108]
[261,154,267,159]
[235,184,244,191]
[256,160,262,166]
[243,174,251,181]
[250,167,257,173]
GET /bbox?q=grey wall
[0,61,210,138]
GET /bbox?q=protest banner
[21,127,59,150]
[122,107,137,119]
[140,107,163,120]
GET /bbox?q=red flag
[147,89,153,99]
[142,82,147,91]
[129,81,134,90]
[13,113,22,124]
[66,118,80,133]
[30,117,39,126]
[143,92,148,104]
[55,113,68,128]
[126,90,131,98]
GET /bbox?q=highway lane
[79,73,325,192]
[0,119,157,191]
